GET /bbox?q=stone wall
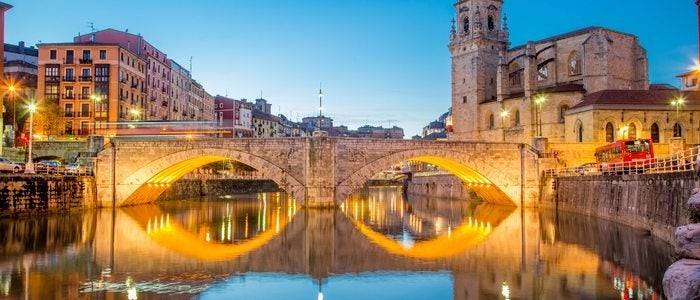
[407,174,471,199]
[157,179,279,201]
[0,175,95,216]
[543,171,697,243]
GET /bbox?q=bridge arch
[115,148,305,206]
[335,148,519,206]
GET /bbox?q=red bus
[595,139,655,174]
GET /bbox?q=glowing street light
[533,94,547,137]
[671,95,686,123]
[499,109,509,142]
[129,108,142,121]
[24,101,37,174]
[90,94,104,135]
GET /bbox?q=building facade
[37,43,148,136]
[214,95,253,138]
[448,0,649,144]
[252,110,282,138]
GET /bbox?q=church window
[509,71,522,87]
[651,123,660,143]
[537,63,549,81]
[559,105,569,123]
[462,96,467,104]
[605,122,615,143]
[489,114,495,129]
[673,123,683,137]
[463,17,470,33]
[514,110,520,126]
[488,16,495,31]
[569,51,582,75]
[576,120,584,142]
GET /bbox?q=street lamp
[24,101,37,174]
[671,95,685,123]
[90,94,104,135]
[499,109,509,142]
[129,108,141,121]
[533,94,547,137]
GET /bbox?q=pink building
[215,95,253,138]
[75,29,174,120]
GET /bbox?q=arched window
[568,51,582,75]
[463,17,470,33]
[605,122,615,143]
[488,114,495,129]
[576,120,584,142]
[514,110,520,126]
[628,123,637,139]
[651,123,660,143]
[487,16,495,31]
[673,123,683,137]
[559,105,569,123]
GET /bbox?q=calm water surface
[0,187,674,299]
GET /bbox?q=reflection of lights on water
[205,232,211,242]
[317,292,324,300]
[401,230,415,249]
[126,277,138,300]
[501,282,510,299]
[0,273,11,296]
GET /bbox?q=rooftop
[509,26,636,52]
[571,89,696,110]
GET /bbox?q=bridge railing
[544,146,700,177]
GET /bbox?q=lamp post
[90,94,103,135]
[499,109,509,142]
[671,96,685,124]
[8,84,17,145]
[129,108,141,121]
[24,102,37,174]
[533,94,547,137]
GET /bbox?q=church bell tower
[449,0,509,141]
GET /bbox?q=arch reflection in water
[342,187,515,259]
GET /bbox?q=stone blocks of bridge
[95,137,541,208]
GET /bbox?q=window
[559,105,569,123]
[673,123,683,137]
[49,50,57,60]
[81,103,90,117]
[81,86,90,97]
[64,86,74,98]
[605,123,615,143]
[82,50,91,60]
[537,63,549,81]
[488,16,495,31]
[99,50,107,59]
[463,17,469,33]
[45,66,59,77]
[514,110,520,126]
[651,123,660,143]
[64,121,73,135]
[81,68,91,77]
[462,96,467,104]
[488,114,495,129]
[509,71,522,87]
[569,51,582,75]
[576,120,584,142]
[628,123,637,139]
[65,68,74,80]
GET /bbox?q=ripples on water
[0,187,674,299]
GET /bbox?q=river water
[0,187,673,299]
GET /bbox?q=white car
[0,157,23,173]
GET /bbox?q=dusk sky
[5,0,698,136]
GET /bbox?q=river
[0,187,673,299]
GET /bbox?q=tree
[33,102,63,140]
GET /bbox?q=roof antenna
[189,56,193,75]
[87,22,95,33]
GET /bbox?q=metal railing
[545,146,700,177]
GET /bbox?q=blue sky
[5,0,698,136]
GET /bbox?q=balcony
[63,76,76,82]
[45,76,60,83]
[64,111,74,117]
[78,94,91,100]
[119,77,128,83]
[95,76,109,83]
[131,82,139,89]
[64,58,75,64]
[79,58,93,64]
[45,93,59,101]
[79,111,90,117]
[62,93,75,100]
[79,76,92,82]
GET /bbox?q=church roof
[571,89,698,110]
[509,26,636,52]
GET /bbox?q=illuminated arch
[121,202,298,262]
[118,148,305,206]
[335,149,518,206]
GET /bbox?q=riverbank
[0,174,95,216]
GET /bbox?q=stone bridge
[94,137,541,207]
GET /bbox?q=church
[447,0,700,163]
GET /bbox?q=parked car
[574,163,597,176]
[65,163,88,175]
[0,157,23,173]
[36,160,63,173]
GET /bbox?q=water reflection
[0,188,674,299]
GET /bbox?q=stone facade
[449,0,649,145]
[94,137,540,208]
[0,174,95,215]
